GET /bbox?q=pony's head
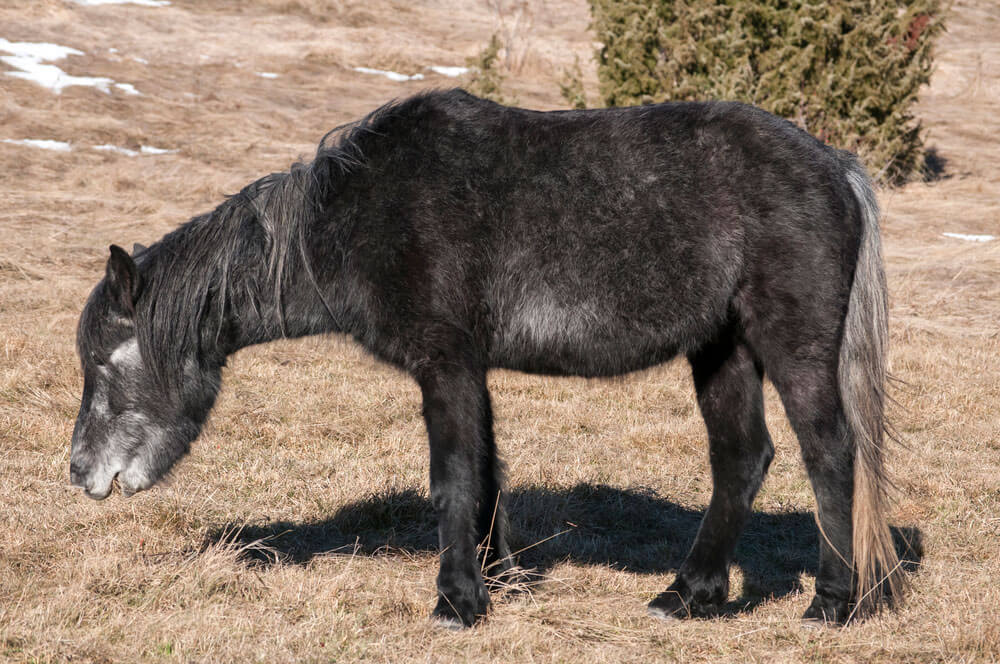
[70,245,221,499]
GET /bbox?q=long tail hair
[840,162,905,616]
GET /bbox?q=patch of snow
[353,66,424,82]
[132,56,148,64]
[428,65,469,78]
[942,232,995,242]
[94,144,138,156]
[3,138,72,152]
[1,53,114,93]
[0,38,143,95]
[255,71,278,79]
[114,82,141,95]
[0,39,82,61]
[72,0,170,6]
[93,144,177,156]
[108,47,119,54]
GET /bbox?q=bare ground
[0,0,998,662]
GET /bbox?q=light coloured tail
[841,163,904,616]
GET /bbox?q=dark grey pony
[71,89,903,627]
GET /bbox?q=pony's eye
[91,352,106,367]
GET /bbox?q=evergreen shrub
[588,0,945,183]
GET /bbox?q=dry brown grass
[1,0,998,661]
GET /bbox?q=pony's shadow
[205,484,923,616]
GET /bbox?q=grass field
[1,0,998,661]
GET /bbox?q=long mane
[130,96,406,389]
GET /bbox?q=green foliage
[466,33,514,105]
[559,57,589,109]
[588,0,945,184]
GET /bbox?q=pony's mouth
[120,478,137,498]
[83,472,133,500]
[79,461,158,500]
[83,473,117,501]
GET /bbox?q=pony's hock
[70,89,903,627]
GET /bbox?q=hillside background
[1,0,998,661]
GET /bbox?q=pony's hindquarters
[734,157,901,622]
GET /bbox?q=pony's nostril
[69,461,86,487]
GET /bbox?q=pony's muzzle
[70,461,118,500]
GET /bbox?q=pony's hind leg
[649,335,774,619]
[765,358,856,623]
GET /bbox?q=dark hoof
[432,581,490,628]
[648,590,691,621]
[802,593,850,625]
[648,574,727,621]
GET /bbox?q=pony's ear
[132,242,148,256]
[106,244,142,314]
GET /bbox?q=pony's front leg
[418,360,492,628]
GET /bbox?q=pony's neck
[208,230,340,358]
[141,181,339,367]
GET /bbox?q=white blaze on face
[86,338,140,420]
[109,337,141,370]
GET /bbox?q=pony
[70,89,903,628]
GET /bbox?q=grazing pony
[71,89,902,627]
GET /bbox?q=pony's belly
[489,295,685,377]
[491,341,680,378]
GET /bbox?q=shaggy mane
[132,94,409,389]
